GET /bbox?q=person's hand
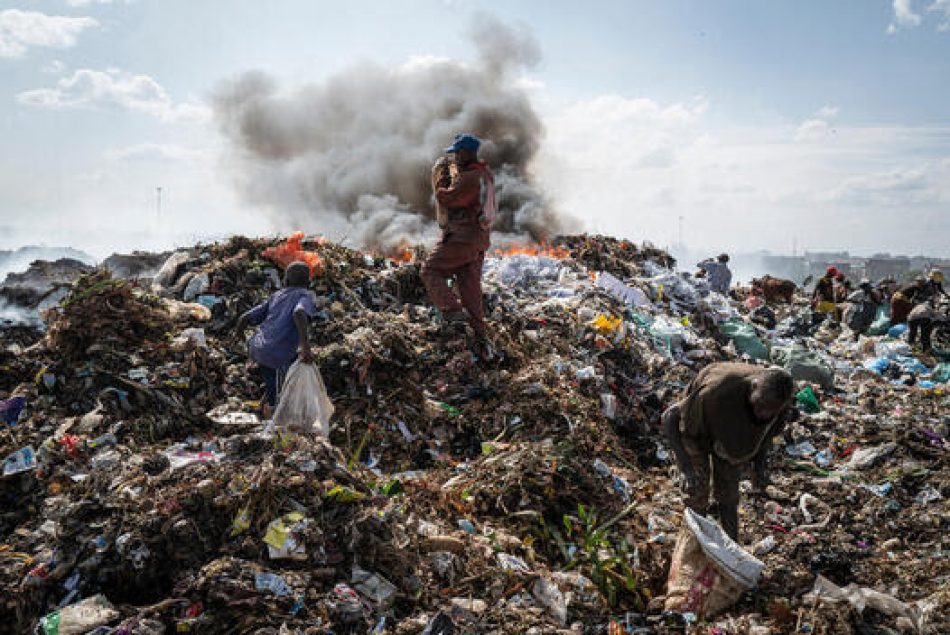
[299,348,315,364]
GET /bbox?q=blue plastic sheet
[887,323,908,338]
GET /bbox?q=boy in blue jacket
[236,261,324,413]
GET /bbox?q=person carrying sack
[236,261,324,416]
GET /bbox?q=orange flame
[491,242,571,259]
[388,243,415,264]
[262,231,324,278]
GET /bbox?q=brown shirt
[435,163,490,250]
[679,362,784,465]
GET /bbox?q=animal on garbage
[751,274,796,304]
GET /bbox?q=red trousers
[421,240,486,335]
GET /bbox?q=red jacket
[436,161,492,250]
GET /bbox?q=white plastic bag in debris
[805,575,923,632]
[595,271,652,308]
[649,315,696,353]
[273,361,334,436]
[665,509,764,618]
[151,250,190,292]
[39,594,120,635]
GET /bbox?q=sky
[1,0,949,260]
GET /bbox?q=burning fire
[387,242,415,264]
[379,241,571,264]
[492,242,571,259]
[262,231,324,277]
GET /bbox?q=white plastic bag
[273,361,334,436]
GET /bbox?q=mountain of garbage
[0,233,946,634]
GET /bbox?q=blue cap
[444,133,481,154]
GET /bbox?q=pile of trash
[0,233,947,634]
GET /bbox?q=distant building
[930,261,950,279]
[760,255,807,281]
[865,257,910,282]
[805,251,851,278]
[808,261,853,278]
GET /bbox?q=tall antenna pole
[156,186,163,219]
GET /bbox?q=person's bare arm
[293,308,313,364]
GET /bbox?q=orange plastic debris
[262,231,323,278]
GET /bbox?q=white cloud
[888,0,950,32]
[17,68,210,123]
[0,9,97,59]
[42,59,66,74]
[104,143,210,164]
[929,0,950,31]
[815,105,839,118]
[827,167,931,205]
[65,0,132,6]
[794,106,839,141]
[536,93,950,255]
[888,0,922,33]
[795,118,832,141]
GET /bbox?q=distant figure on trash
[422,133,495,348]
[662,362,796,540]
[842,278,882,340]
[236,261,325,415]
[811,266,839,324]
[697,253,732,295]
[890,270,947,326]
[904,271,948,354]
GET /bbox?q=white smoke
[212,14,575,252]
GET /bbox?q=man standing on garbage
[662,362,796,540]
[421,133,495,347]
[811,267,838,324]
[236,261,324,414]
[905,271,949,353]
[697,254,732,295]
[891,271,948,325]
[843,279,882,340]
[833,272,852,302]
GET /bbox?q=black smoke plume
[212,15,573,251]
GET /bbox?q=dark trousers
[261,363,292,408]
[421,241,486,335]
[683,441,742,540]
[908,318,933,352]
